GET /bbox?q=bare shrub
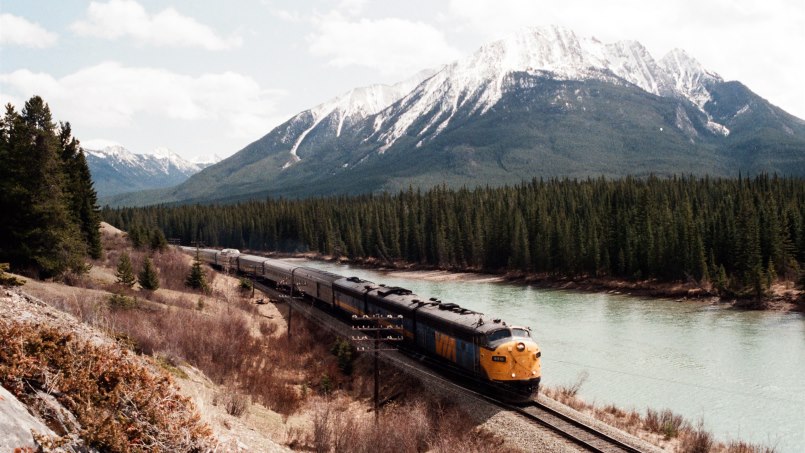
[151,249,194,291]
[47,294,109,328]
[726,441,777,453]
[603,403,627,418]
[259,320,278,336]
[101,298,336,415]
[297,396,511,453]
[679,420,714,453]
[311,401,332,453]
[214,389,250,417]
[60,270,105,290]
[557,370,589,398]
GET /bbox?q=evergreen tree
[138,257,159,291]
[115,252,136,287]
[185,250,209,292]
[0,97,86,277]
[150,228,168,252]
[59,122,102,259]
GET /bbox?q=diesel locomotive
[182,246,541,399]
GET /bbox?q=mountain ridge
[86,144,211,198]
[105,25,805,206]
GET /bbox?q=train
[181,246,542,400]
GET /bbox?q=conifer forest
[105,175,805,297]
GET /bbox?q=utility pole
[251,264,256,299]
[285,278,295,340]
[351,314,403,423]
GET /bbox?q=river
[296,260,805,452]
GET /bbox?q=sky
[1,0,803,163]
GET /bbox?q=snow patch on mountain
[280,69,437,168]
[84,145,204,176]
[370,25,730,150]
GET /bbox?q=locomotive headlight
[516,342,526,352]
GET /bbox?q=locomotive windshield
[486,329,510,343]
[486,327,531,346]
[512,328,530,338]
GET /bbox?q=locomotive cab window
[512,328,530,338]
[486,329,510,345]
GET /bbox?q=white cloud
[0,62,285,140]
[337,0,368,16]
[308,13,461,76]
[71,0,241,50]
[0,14,58,48]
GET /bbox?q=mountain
[110,26,805,206]
[85,144,209,198]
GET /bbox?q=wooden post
[374,327,379,423]
[351,315,402,425]
[287,278,293,340]
[287,301,292,340]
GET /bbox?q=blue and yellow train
[183,246,542,400]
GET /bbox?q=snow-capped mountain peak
[659,48,722,109]
[84,144,203,176]
[84,143,208,197]
[368,25,729,149]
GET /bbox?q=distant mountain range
[107,25,805,206]
[85,145,212,198]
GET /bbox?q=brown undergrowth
[0,320,213,451]
[292,396,514,453]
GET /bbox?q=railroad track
[504,400,643,452]
[254,280,646,453]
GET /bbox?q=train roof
[384,291,506,336]
[334,276,380,294]
[296,267,343,284]
[334,278,509,336]
[263,258,300,272]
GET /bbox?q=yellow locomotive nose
[480,337,541,383]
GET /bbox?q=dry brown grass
[542,385,776,453]
[300,397,513,453]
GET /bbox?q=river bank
[252,251,803,313]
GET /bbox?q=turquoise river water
[298,260,805,452]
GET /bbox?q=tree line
[104,175,805,297]
[0,96,101,278]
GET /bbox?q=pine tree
[59,122,102,259]
[185,250,209,292]
[0,97,86,277]
[150,228,168,252]
[138,257,159,291]
[115,252,135,287]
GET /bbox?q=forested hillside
[0,96,102,278]
[104,175,805,297]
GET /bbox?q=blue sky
[1,0,803,162]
